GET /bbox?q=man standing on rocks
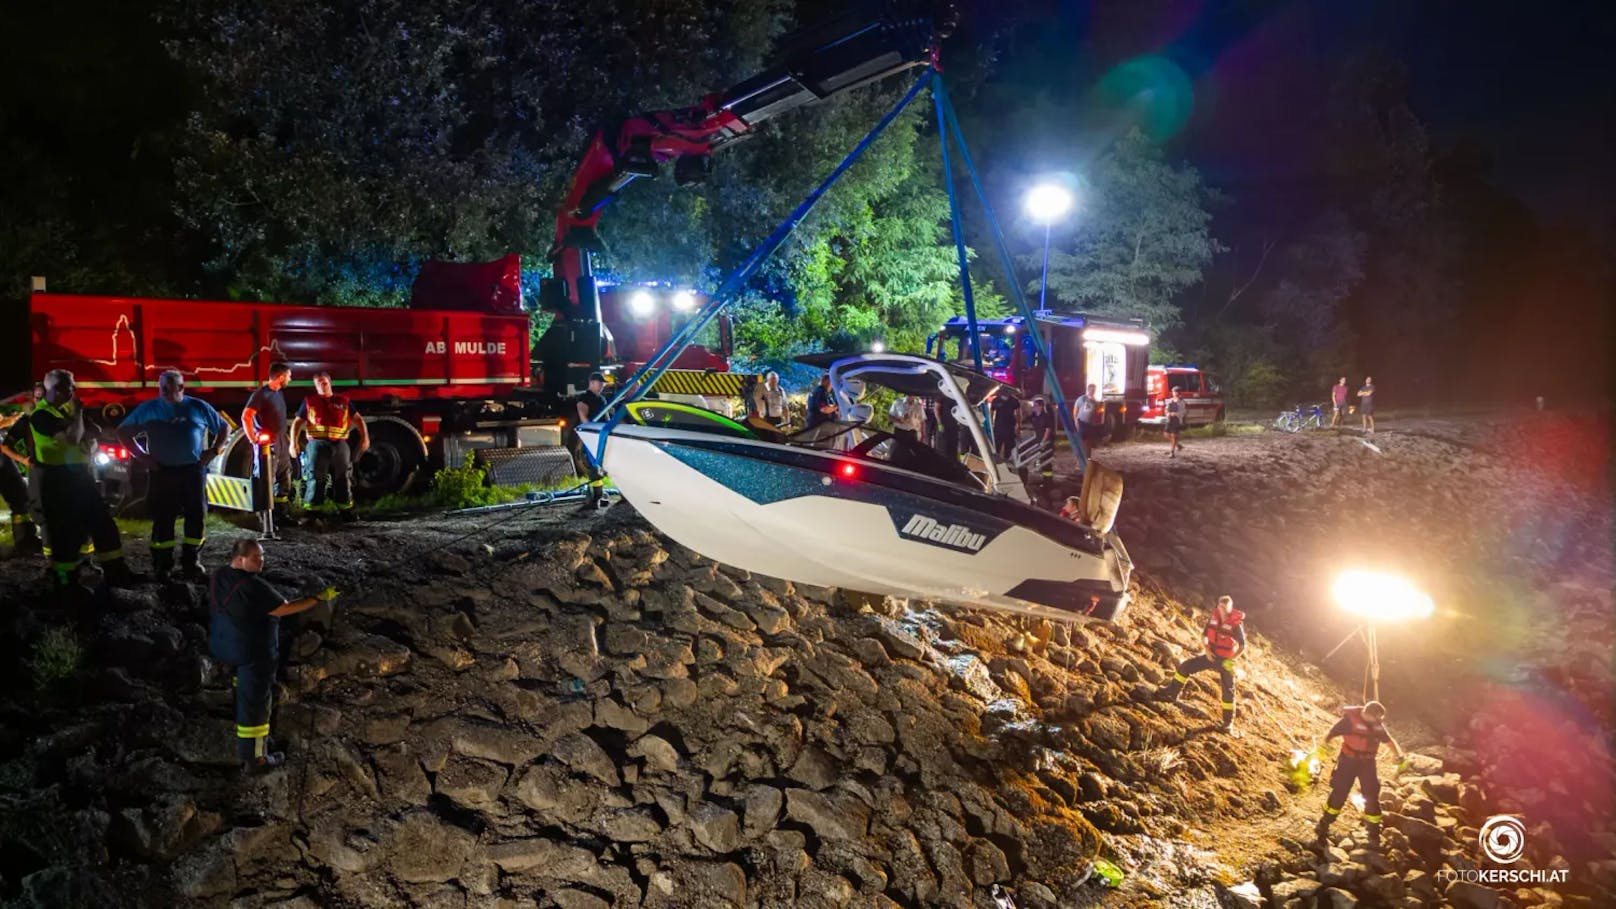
[1164,387,1187,457]
[32,369,142,591]
[209,539,334,772]
[1314,700,1404,849]
[241,363,296,520]
[1156,595,1244,733]
[118,369,231,579]
[0,400,43,556]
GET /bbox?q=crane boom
[537,1,952,397]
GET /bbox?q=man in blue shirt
[119,370,230,580]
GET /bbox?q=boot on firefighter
[1157,595,1245,734]
[30,370,143,591]
[1314,700,1405,850]
[569,373,609,510]
[209,539,335,773]
[289,372,369,522]
[118,369,231,581]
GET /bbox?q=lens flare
[1332,570,1435,623]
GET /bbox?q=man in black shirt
[1028,396,1055,504]
[209,539,331,772]
[989,391,1019,461]
[241,362,295,516]
[570,373,608,508]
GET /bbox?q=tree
[1029,128,1219,331]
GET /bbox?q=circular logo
[1480,814,1526,864]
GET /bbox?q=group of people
[1159,595,1407,849]
[1330,376,1377,432]
[0,363,369,591]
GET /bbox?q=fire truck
[931,312,1152,438]
[3,2,948,502]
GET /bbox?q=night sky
[979,0,1616,236]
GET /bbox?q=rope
[933,80,983,376]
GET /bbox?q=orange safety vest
[303,394,354,441]
[1203,608,1245,659]
[1340,706,1386,759]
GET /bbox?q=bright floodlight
[1333,570,1434,623]
[629,290,656,318]
[871,340,886,353]
[671,290,697,312]
[1024,183,1074,224]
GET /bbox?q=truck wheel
[354,422,424,498]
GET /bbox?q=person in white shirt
[1072,383,1102,451]
[753,371,788,428]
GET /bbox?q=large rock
[111,795,220,861]
[445,720,546,767]
[628,734,681,772]
[512,762,598,824]
[549,733,621,786]
[434,755,509,808]
[385,811,476,883]
[785,789,870,841]
[688,802,741,853]
[1445,881,1505,909]
[488,838,597,878]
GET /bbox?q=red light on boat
[838,462,858,479]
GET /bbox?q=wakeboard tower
[577,352,1131,622]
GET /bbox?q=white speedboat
[577,353,1132,622]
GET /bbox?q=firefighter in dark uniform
[1157,595,1245,733]
[31,369,141,589]
[1315,700,1405,848]
[0,401,43,555]
[241,362,295,517]
[117,370,230,579]
[570,372,608,508]
[209,538,333,771]
[289,372,369,520]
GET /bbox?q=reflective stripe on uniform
[1173,672,1188,683]
[1363,813,1382,823]
[1323,805,1341,816]
[92,548,123,563]
[183,536,206,546]
[236,723,270,738]
[150,540,177,550]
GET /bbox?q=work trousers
[1322,755,1382,826]
[269,435,295,506]
[302,439,353,510]
[210,615,277,763]
[149,463,207,569]
[992,424,1016,461]
[38,465,123,580]
[1,458,38,545]
[1170,653,1237,725]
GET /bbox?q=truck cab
[1140,365,1223,427]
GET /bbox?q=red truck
[13,269,736,500]
[1138,365,1224,427]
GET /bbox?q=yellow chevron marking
[206,474,255,511]
[648,371,753,397]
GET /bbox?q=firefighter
[0,405,43,555]
[209,538,334,771]
[1156,595,1245,733]
[241,362,295,517]
[1314,700,1405,848]
[117,370,230,579]
[569,372,608,508]
[289,372,369,520]
[31,369,141,589]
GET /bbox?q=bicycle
[1273,403,1326,433]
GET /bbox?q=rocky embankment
[0,410,1610,909]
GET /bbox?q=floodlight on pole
[1328,570,1434,701]
[1024,183,1075,315]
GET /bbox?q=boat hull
[578,424,1132,621]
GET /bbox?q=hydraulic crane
[536,1,954,397]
